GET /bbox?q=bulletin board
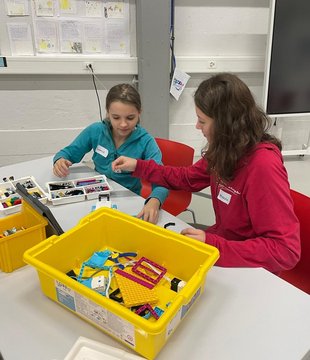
[0,0,137,74]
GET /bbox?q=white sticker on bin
[55,280,136,348]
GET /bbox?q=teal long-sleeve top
[53,121,169,205]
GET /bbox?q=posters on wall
[5,0,130,56]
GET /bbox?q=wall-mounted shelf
[0,56,138,75]
[175,55,265,73]
[0,55,265,75]
[282,149,310,156]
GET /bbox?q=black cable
[170,0,176,81]
[164,222,176,229]
[88,64,103,122]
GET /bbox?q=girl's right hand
[53,158,72,178]
[112,156,137,173]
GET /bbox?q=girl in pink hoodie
[112,73,300,273]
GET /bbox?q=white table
[1,158,310,360]
[0,157,188,232]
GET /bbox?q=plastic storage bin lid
[63,337,145,360]
[15,183,64,236]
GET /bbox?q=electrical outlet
[84,62,94,70]
[208,60,217,69]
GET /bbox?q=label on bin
[180,287,201,319]
[166,308,182,338]
[55,280,136,347]
[55,280,76,311]
[166,287,201,339]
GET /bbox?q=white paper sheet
[6,0,29,16]
[35,20,58,53]
[33,0,55,17]
[7,22,33,55]
[60,20,83,53]
[83,22,103,53]
[59,0,77,15]
[104,1,124,19]
[85,0,103,17]
[105,20,128,54]
[170,68,191,100]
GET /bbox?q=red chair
[141,137,196,222]
[279,189,310,294]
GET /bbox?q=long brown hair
[194,73,281,181]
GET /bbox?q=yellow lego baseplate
[114,268,158,307]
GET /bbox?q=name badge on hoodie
[217,189,231,205]
[95,145,108,158]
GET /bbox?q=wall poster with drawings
[0,0,130,56]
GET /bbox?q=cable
[87,64,103,122]
[170,0,176,81]
[91,71,108,91]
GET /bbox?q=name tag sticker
[217,189,231,205]
[95,145,109,158]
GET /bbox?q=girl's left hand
[136,198,161,224]
[181,228,206,242]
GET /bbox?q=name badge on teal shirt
[95,145,109,158]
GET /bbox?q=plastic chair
[279,189,310,294]
[141,137,196,222]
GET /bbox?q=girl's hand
[181,228,206,243]
[53,158,72,177]
[136,198,160,224]
[112,156,137,173]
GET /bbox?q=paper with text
[170,68,191,100]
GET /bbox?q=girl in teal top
[53,83,168,224]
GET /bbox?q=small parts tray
[46,175,112,205]
[0,176,48,216]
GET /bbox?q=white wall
[169,73,265,154]
[169,0,310,154]
[1,0,310,166]
[0,75,134,166]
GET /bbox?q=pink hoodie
[133,143,300,273]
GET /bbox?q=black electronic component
[66,269,77,279]
[170,277,182,292]
[109,288,123,303]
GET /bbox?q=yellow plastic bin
[0,201,48,272]
[24,208,219,359]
